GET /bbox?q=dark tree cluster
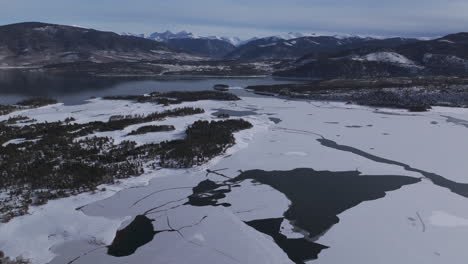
[127,125,175,136]
[245,76,468,110]
[213,84,230,91]
[354,90,432,111]
[15,97,58,107]
[0,98,59,117]
[0,107,205,222]
[216,113,230,119]
[0,107,204,147]
[159,119,252,168]
[0,251,30,264]
[103,90,240,105]
[155,91,240,102]
[0,107,252,222]
[92,107,204,132]
[0,115,36,125]
[0,133,146,222]
[0,105,20,116]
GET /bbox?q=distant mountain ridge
[129,30,244,46]
[164,38,236,58]
[120,29,424,59]
[135,30,240,57]
[0,22,200,67]
[275,33,468,78]
[3,22,468,79]
[225,35,420,61]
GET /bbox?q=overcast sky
[1,0,467,38]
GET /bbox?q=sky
[1,0,467,39]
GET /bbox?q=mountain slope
[394,33,468,75]
[0,22,196,66]
[225,36,419,61]
[275,57,420,79]
[275,33,468,79]
[165,38,235,57]
[147,30,237,57]
[148,30,242,46]
[148,30,195,42]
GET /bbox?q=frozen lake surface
[2,89,468,264]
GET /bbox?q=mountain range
[2,22,468,79]
[122,30,421,63]
[121,30,243,57]
[146,31,243,46]
[0,22,200,67]
[224,36,419,60]
[276,33,468,78]
[122,30,391,58]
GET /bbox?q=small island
[213,84,230,91]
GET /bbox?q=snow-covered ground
[2,94,468,264]
[352,51,422,68]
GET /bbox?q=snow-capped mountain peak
[123,30,334,46]
[274,32,318,40]
[148,30,197,41]
[266,32,381,42]
[206,36,243,46]
[173,30,197,39]
[122,30,380,47]
[120,32,147,38]
[146,30,243,45]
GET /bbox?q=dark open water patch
[345,125,362,128]
[268,117,282,124]
[246,218,327,264]
[216,168,420,263]
[234,169,419,240]
[317,138,468,199]
[108,215,157,257]
[442,115,468,128]
[185,180,231,207]
[182,169,419,263]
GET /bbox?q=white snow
[315,180,468,264]
[0,190,126,264]
[274,32,314,40]
[429,211,468,227]
[353,52,417,65]
[145,30,245,46]
[2,94,468,264]
[207,36,243,46]
[284,151,308,156]
[258,43,277,48]
[280,219,306,239]
[438,39,455,44]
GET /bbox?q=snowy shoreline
[2,95,468,264]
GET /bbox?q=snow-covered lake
[2,91,468,264]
